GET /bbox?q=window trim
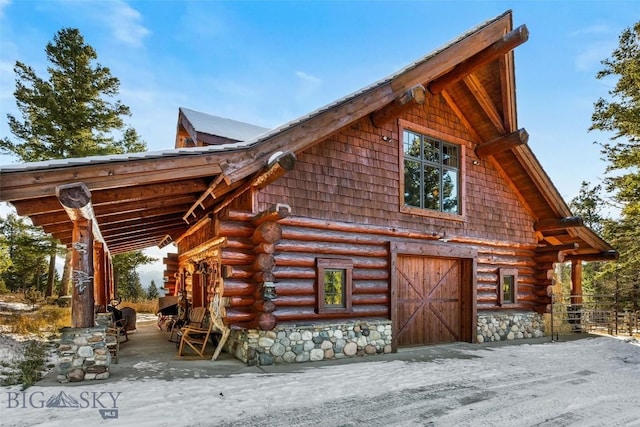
[499,268,518,306]
[316,258,353,314]
[398,119,467,221]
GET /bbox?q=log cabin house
[0,11,616,365]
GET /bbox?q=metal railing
[550,293,639,340]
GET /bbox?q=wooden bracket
[475,128,529,158]
[370,84,426,128]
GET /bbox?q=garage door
[396,255,462,346]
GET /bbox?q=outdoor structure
[0,11,616,365]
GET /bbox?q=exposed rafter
[534,216,583,232]
[428,25,529,95]
[535,243,579,253]
[564,251,619,262]
[463,74,506,134]
[370,85,426,128]
[476,128,529,158]
[440,90,482,142]
[183,174,226,223]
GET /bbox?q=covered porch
[41,316,252,385]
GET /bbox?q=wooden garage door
[396,256,461,346]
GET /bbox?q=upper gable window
[402,128,461,215]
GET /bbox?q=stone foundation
[225,319,393,365]
[57,326,111,382]
[476,311,544,343]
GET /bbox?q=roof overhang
[0,10,615,259]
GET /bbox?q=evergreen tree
[589,21,640,311]
[113,251,156,302]
[569,181,606,235]
[1,28,146,161]
[0,237,12,293]
[569,182,608,295]
[1,28,147,298]
[147,280,159,300]
[0,214,50,293]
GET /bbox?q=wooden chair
[107,306,129,343]
[105,326,121,364]
[177,315,216,358]
[169,306,207,343]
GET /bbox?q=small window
[499,268,518,305]
[316,258,353,314]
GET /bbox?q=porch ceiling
[0,150,243,254]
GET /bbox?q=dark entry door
[396,256,462,346]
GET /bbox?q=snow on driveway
[1,336,639,426]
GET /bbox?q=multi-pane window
[316,259,353,314]
[323,269,345,306]
[403,129,460,214]
[499,268,518,305]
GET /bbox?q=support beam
[534,216,583,232]
[56,182,111,328]
[463,74,506,134]
[214,152,296,215]
[252,203,292,226]
[564,251,619,262]
[252,151,297,190]
[476,128,529,159]
[57,183,95,328]
[428,25,529,95]
[571,259,583,306]
[370,85,426,128]
[535,242,579,253]
[94,242,106,311]
[183,174,226,223]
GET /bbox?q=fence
[550,293,639,340]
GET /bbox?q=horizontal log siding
[178,210,551,326]
[274,224,391,322]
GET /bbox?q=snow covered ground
[1,333,639,426]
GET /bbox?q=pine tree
[0,214,51,293]
[589,21,640,311]
[1,28,146,161]
[147,280,159,300]
[113,251,157,302]
[1,28,148,298]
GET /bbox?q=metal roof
[180,107,270,142]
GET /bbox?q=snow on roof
[180,107,270,142]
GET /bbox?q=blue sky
[1,0,639,203]
[1,0,637,286]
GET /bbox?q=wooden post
[70,217,94,328]
[94,242,106,312]
[571,259,583,306]
[56,182,105,328]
